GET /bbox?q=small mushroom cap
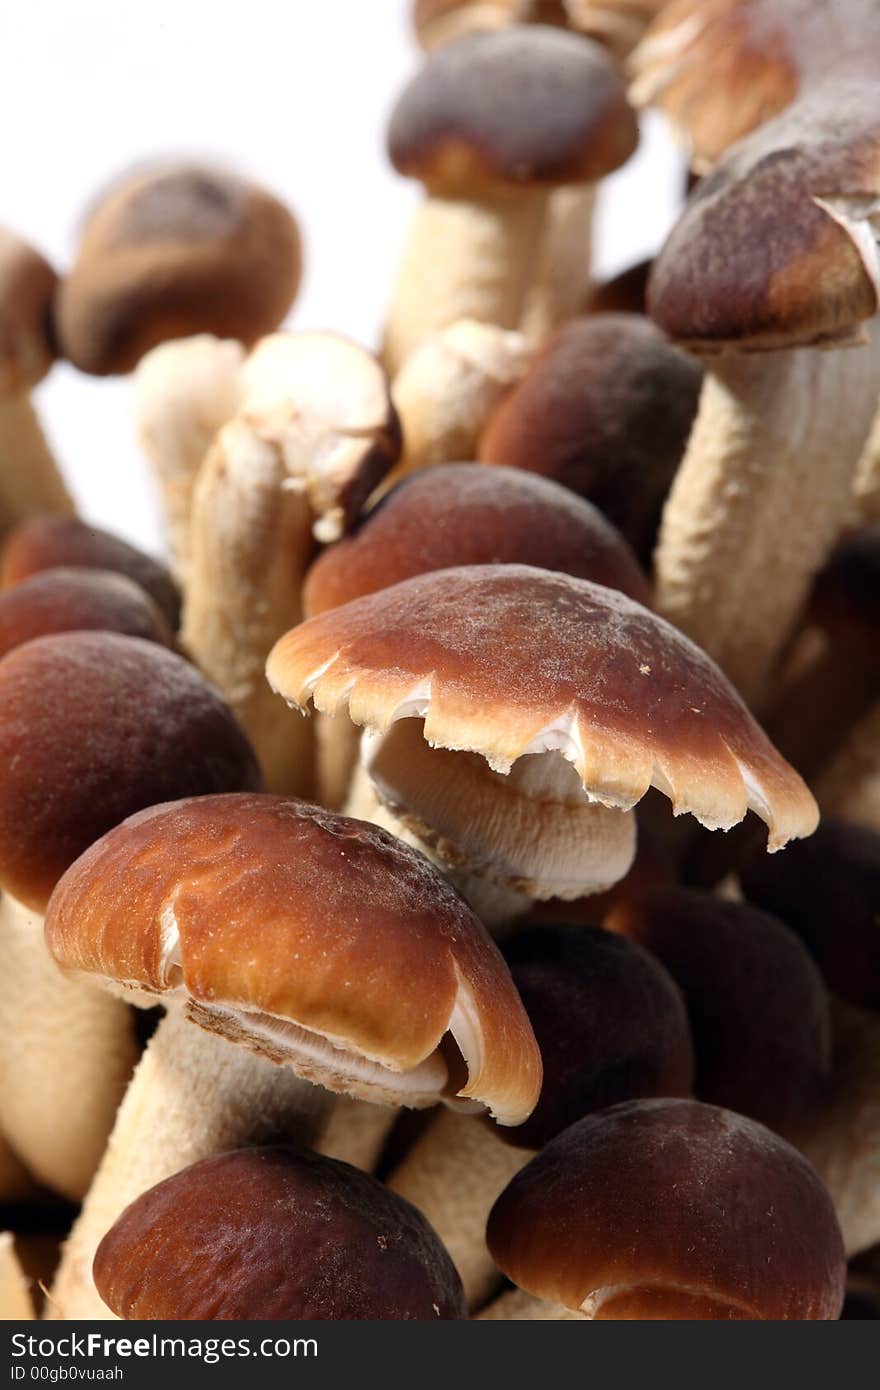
[304,463,650,616]
[740,820,880,1011]
[487,1098,847,1318]
[388,28,637,193]
[45,793,542,1125]
[648,82,880,352]
[0,631,261,911]
[498,924,694,1149]
[55,164,302,376]
[0,567,173,659]
[268,564,817,849]
[94,1145,467,1320]
[0,229,58,393]
[478,314,703,562]
[1,515,181,629]
[606,887,832,1135]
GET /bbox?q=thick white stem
[519,185,595,346]
[314,1095,397,1173]
[47,1006,332,1321]
[383,191,549,377]
[852,395,880,523]
[654,330,880,704]
[814,703,880,830]
[476,1287,584,1319]
[387,1109,528,1310]
[0,894,137,1202]
[0,395,74,540]
[314,713,362,811]
[0,1233,34,1320]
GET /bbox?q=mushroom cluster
[2,0,879,1324]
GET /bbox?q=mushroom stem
[383,190,549,376]
[476,1287,584,1319]
[814,703,880,830]
[314,1095,397,1173]
[0,396,73,541]
[181,421,317,796]
[763,630,880,781]
[519,185,595,346]
[654,330,880,704]
[46,1005,332,1321]
[0,1233,34,1320]
[387,1109,528,1309]
[852,396,880,524]
[0,892,138,1203]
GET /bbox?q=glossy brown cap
[648,82,880,352]
[498,924,693,1149]
[740,820,880,1011]
[94,1146,466,1320]
[1,515,181,630]
[55,164,302,375]
[269,564,817,849]
[478,314,702,562]
[0,568,172,660]
[488,1098,847,1318]
[388,28,637,194]
[607,887,832,1135]
[0,632,261,910]
[0,229,58,394]
[45,794,542,1124]
[304,463,650,616]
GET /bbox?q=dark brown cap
[45,794,542,1125]
[498,924,693,1149]
[94,1146,466,1320]
[1,515,181,630]
[487,1098,847,1318]
[607,887,832,1135]
[304,463,650,616]
[0,631,261,910]
[269,564,818,849]
[0,568,173,660]
[740,820,880,1011]
[478,313,703,562]
[648,82,880,352]
[0,229,58,394]
[585,257,651,315]
[388,28,637,193]
[55,164,302,375]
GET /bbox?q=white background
[1,0,684,556]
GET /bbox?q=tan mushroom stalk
[853,405,880,522]
[387,924,693,1308]
[269,564,817,932]
[0,1234,34,1320]
[44,793,541,1320]
[383,27,636,375]
[0,230,73,541]
[649,86,880,704]
[181,332,400,797]
[0,631,261,1203]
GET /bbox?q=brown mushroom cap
[0,568,173,660]
[44,793,542,1125]
[0,631,261,911]
[0,229,57,394]
[94,1145,466,1320]
[487,1098,847,1318]
[606,887,832,1134]
[478,314,703,562]
[585,257,651,315]
[388,28,637,194]
[740,820,880,1011]
[268,564,817,849]
[304,463,650,616]
[498,924,694,1149]
[647,83,880,352]
[1,515,181,630]
[54,164,302,376]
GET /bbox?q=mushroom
[0,630,261,1202]
[478,313,703,564]
[0,230,74,542]
[0,568,172,658]
[487,1098,846,1318]
[383,27,637,374]
[584,256,652,314]
[648,83,880,703]
[814,704,880,832]
[388,923,693,1308]
[93,1147,467,1320]
[0,1233,34,1321]
[181,332,400,796]
[44,792,541,1319]
[268,564,817,927]
[1,514,181,631]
